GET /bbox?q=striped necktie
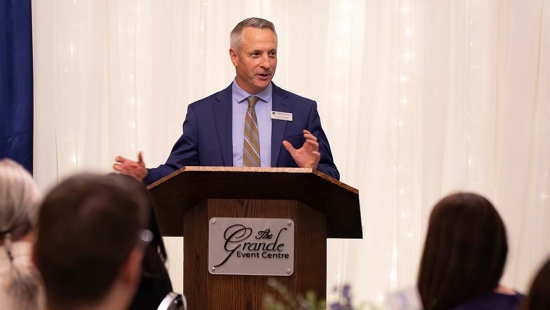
[243,96,260,167]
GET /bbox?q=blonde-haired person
[0,158,45,310]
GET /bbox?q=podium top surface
[147,166,362,239]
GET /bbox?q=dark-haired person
[34,174,151,310]
[417,192,523,310]
[110,174,177,310]
[521,258,550,310]
[0,159,45,310]
[114,17,339,183]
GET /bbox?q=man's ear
[119,248,144,287]
[229,48,239,67]
[31,243,39,268]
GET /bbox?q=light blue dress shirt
[232,81,273,167]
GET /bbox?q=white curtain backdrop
[32,0,550,306]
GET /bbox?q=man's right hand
[113,151,148,182]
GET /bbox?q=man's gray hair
[230,17,277,51]
[0,158,44,310]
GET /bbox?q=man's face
[230,27,277,94]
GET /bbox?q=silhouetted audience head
[521,258,550,310]
[111,174,175,310]
[417,192,508,310]
[34,173,151,310]
[0,158,45,310]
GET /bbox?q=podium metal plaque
[208,217,295,276]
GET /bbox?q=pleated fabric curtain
[31,0,550,304]
[0,0,34,172]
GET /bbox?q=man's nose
[259,55,271,69]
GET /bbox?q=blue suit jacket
[144,83,339,185]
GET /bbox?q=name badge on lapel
[271,111,293,121]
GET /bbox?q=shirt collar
[232,79,272,104]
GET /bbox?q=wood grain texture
[150,168,359,309]
[183,199,326,310]
[148,167,362,238]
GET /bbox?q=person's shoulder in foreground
[452,291,523,310]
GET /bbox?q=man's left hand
[282,130,320,169]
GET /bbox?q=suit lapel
[271,84,291,166]
[213,84,234,166]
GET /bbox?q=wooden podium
[147,167,362,310]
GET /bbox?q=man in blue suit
[114,17,339,184]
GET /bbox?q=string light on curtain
[325,0,353,294]
[200,0,207,33]
[127,0,138,152]
[466,0,474,179]
[66,0,79,168]
[389,0,416,290]
[542,172,549,199]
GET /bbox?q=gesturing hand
[282,130,320,169]
[113,151,148,182]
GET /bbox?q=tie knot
[247,96,259,108]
